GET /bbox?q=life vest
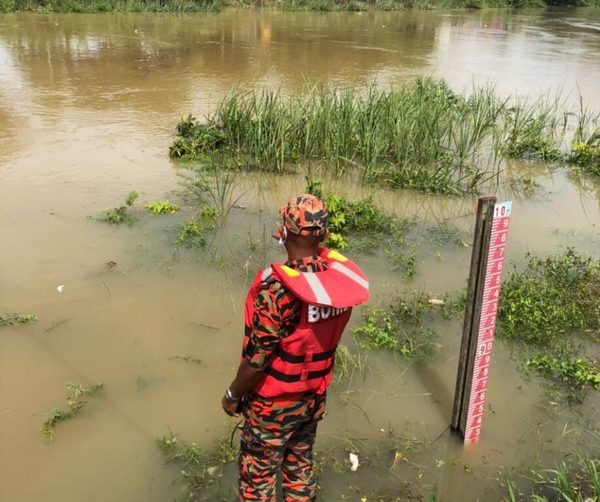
[243,248,369,397]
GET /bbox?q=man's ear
[319,230,329,243]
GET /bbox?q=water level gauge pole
[451,196,512,443]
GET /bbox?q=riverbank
[1,0,599,13]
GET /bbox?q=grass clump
[334,339,367,383]
[42,382,103,440]
[102,191,139,224]
[498,249,600,402]
[145,200,179,215]
[157,430,238,499]
[0,313,37,327]
[171,79,502,195]
[171,80,600,193]
[506,455,600,502]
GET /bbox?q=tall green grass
[171,79,600,194]
[0,0,222,12]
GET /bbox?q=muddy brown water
[1,8,600,501]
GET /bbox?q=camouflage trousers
[238,392,326,501]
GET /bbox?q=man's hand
[221,394,241,417]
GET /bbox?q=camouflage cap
[280,194,328,236]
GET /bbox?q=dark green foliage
[170,115,226,159]
[498,249,600,403]
[0,313,37,327]
[498,249,600,345]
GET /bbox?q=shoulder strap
[271,249,369,308]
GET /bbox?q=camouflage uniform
[240,254,328,501]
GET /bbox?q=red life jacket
[243,248,369,397]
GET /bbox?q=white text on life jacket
[308,305,349,323]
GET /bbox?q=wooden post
[451,197,496,433]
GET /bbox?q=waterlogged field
[1,8,600,502]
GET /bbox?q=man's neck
[286,248,319,262]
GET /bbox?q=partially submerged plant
[305,178,413,257]
[176,207,218,249]
[42,382,103,440]
[145,200,180,214]
[157,429,239,499]
[498,249,600,403]
[0,313,38,327]
[505,455,600,502]
[354,292,442,358]
[168,355,202,364]
[102,191,139,224]
[498,249,600,346]
[526,353,600,404]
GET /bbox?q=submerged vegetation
[506,455,600,502]
[170,79,600,195]
[305,177,411,253]
[42,382,103,440]
[498,249,600,403]
[102,191,139,224]
[157,430,237,499]
[355,291,463,358]
[0,313,37,327]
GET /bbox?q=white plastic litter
[428,298,445,306]
[57,285,65,293]
[349,453,360,471]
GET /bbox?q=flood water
[1,7,600,502]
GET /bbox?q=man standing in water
[221,194,369,500]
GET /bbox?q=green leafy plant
[103,191,139,224]
[145,200,179,214]
[498,249,600,346]
[0,313,37,327]
[354,293,439,358]
[42,382,103,440]
[526,354,600,403]
[305,178,412,257]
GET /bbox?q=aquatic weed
[505,455,600,501]
[42,382,103,440]
[354,293,439,358]
[157,430,239,499]
[102,191,139,224]
[498,249,600,345]
[0,313,37,327]
[526,353,600,403]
